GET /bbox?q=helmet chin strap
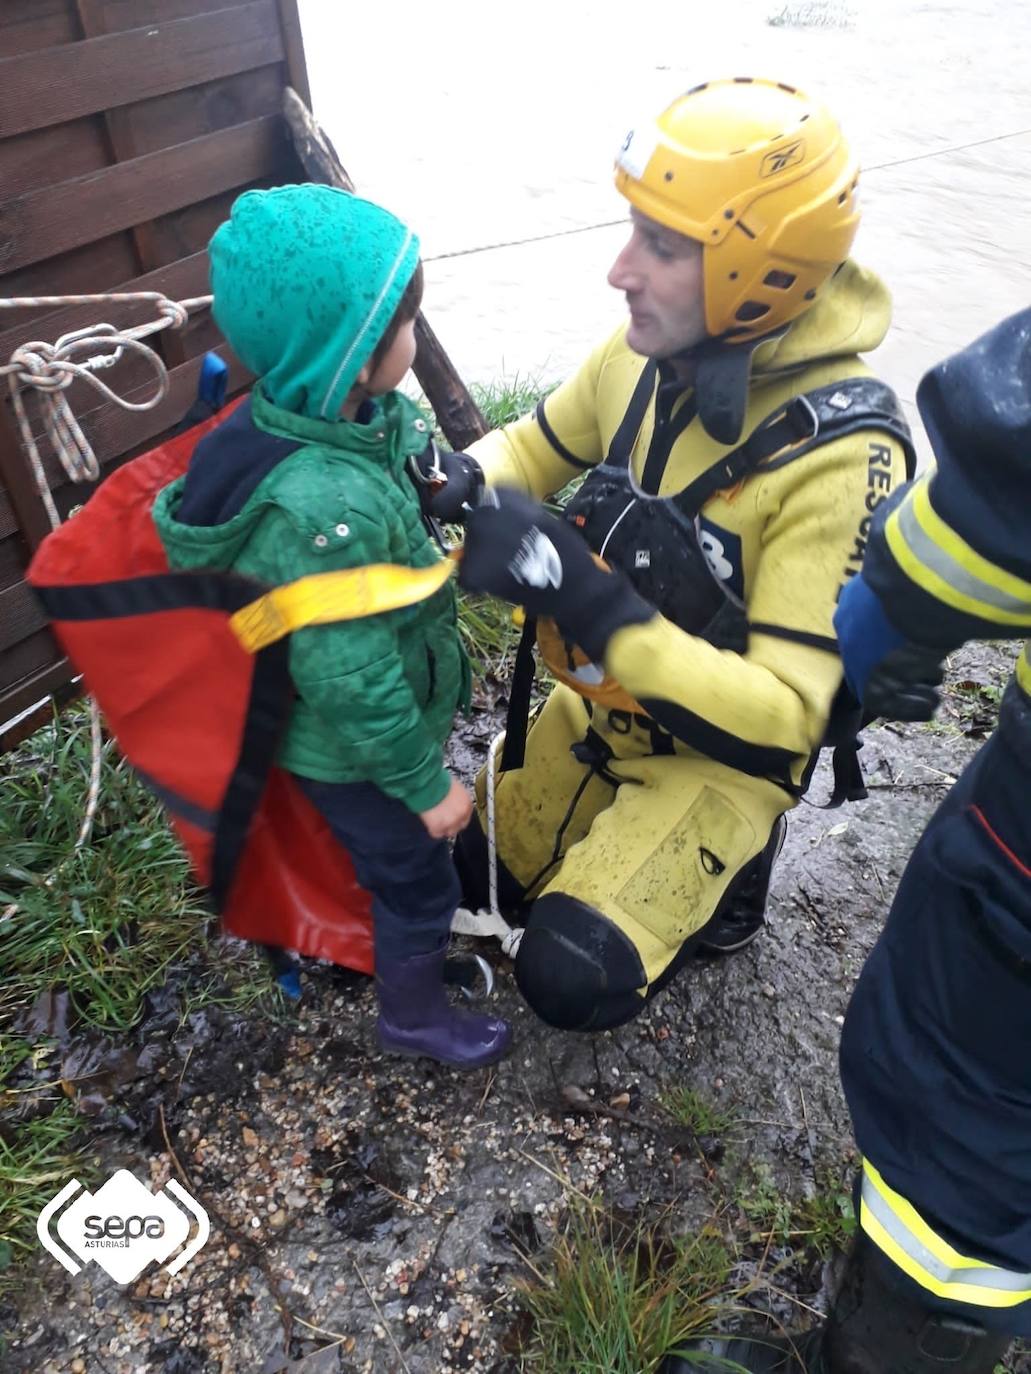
[667,327,787,446]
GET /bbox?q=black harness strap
[500,616,539,772]
[670,394,820,517]
[606,362,659,470]
[33,570,262,621]
[750,622,840,655]
[535,399,596,471]
[500,373,915,808]
[210,635,293,909]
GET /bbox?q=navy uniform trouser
[841,692,1031,1335]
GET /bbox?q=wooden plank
[0,235,141,334]
[0,629,62,703]
[0,2,283,138]
[0,114,289,276]
[0,118,113,200]
[149,184,267,267]
[0,348,252,541]
[0,533,30,594]
[0,406,52,550]
[0,579,47,655]
[1,1,79,57]
[275,0,311,108]
[0,676,82,753]
[103,63,286,160]
[0,250,211,365]
[0,479,87,548]
[98,0,235,30]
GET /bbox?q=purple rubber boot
[376,945,513,1069]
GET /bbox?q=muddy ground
[4,643,1027,1373]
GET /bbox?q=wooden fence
[0,0,311,744]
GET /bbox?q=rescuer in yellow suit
[434,79,915,1031]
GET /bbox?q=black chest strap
[605,371,916,518]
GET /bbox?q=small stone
[609,1092,631,1110]
[762,983,777,999]
[227,1243,241,1260]
[72,1361,87,1374]
[270,1209,288,1229]
[242,1126,259,1148]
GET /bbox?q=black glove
[459,486,654,659]
[410,443,484,522]
[862,642,947,722]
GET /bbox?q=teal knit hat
[209,184,420,420]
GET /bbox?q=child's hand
[420,776,474,839]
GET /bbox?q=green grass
[661,1086,738,1138]
[0,706,270,1032]
[0,705,278,1281]
[738,1162,856,1260]
[439,375,558,678]
[0,1097,85,1267]
[457,589,524,678]
[471,375,555,431]
[516,1195,741,1374]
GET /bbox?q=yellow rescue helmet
[614,77,860,340]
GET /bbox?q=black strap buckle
[785,394,820,442]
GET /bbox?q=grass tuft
[471,374,555,431]
[739,1162,856,1259]
[0,706,270,1033]
[516,1194,741,1373]
[661,1086,738,1138]
[767,1,853,27]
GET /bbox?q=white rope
[451,732,525,959]
[0,292,211,524]
[0,290,213,913]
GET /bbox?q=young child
[151,184,512,1069]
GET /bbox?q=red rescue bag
[26,400,374,973]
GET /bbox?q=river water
[299,0,1031,463]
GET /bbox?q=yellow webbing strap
[229,552,458,652]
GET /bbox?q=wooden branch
[282,87,487,451]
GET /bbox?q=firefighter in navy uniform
[430,78,915,1032]
[663,314,1031,1371]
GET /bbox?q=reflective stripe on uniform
[860,1160,1031,1309]
[885,477,1031,629]
[1017,643,1031,698]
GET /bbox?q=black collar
[667,329,788,446]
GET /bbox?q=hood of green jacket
[209,184,420,422]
